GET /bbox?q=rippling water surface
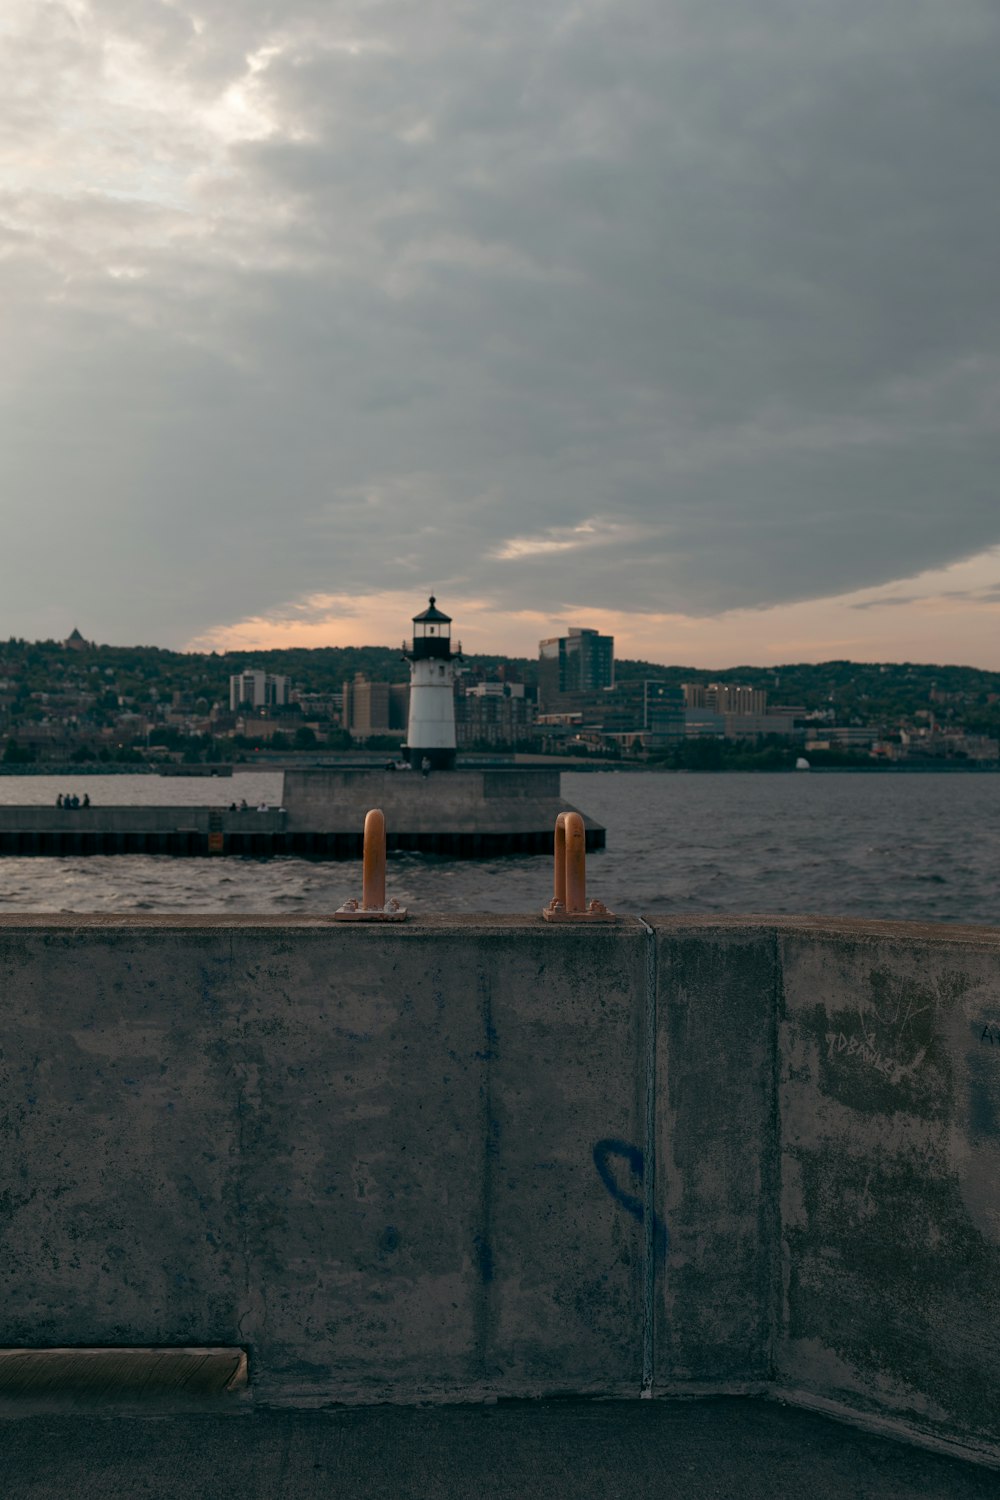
[0,771,997,923]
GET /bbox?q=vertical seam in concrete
[638,918,657,1398]
[474,967,497,1384]
[768,927,783,1384]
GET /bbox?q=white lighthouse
[404,596,460,770]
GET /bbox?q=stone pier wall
[1,914,999,1462]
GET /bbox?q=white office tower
[404,597,460,770]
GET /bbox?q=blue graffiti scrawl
[592,1139,669,1263]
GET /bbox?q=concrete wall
[774,919,1000,1457]
[650,916,1000,1462]
[282,768,570,834]
[2,914,1000,1462]
[0,808,286,833]
[653,923,778,1389]
[0,916,645,1405]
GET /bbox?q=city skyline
[3,3,1000,668]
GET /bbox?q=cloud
[2,0,1000,658]
[186,547,1000,670]
[492,518,643,560]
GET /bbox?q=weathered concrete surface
[646,916,1000,1460]
[652,923,778,1387]
[0,916,643,1404]
[282,767,603,839]
[3,914,1000,1465]
[0,807,286,833]
[775,921,1000,1459]
[1,1399,996,1500]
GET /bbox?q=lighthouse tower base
[406,746,456,772]
[281,767,605,857]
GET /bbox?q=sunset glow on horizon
[184,548,1000,669]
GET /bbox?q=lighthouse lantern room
[404,597,460,770]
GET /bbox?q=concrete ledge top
[0,911,644,934]
[644,913,1000,945]
[0,912,997,943]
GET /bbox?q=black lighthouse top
[406,596,456,662]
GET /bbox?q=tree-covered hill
[613,658,1000,734]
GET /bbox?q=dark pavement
[0,1397,997,1499]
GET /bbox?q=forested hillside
[3,637,1000,736]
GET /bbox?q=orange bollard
[362,808,386,910]
[335,808,407,921]
[553,811,568,908]
[564,811,587,913]
[542,811,615,921]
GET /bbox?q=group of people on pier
[55,792,91,809]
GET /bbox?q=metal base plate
[542,900,618,922]
[334,901,408,922]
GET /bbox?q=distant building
[229,670,290,713]
[538,628,614,710]
[342,674,408,738]
[642,682,685,742]
[466,680,526,699]
[456,681,536,748]
[291,691,343,725]
[894,730,999,763]
[64,628,90,652]
[680,681,802,740]
[684,682,768,716]
[684,709,726,739]
[805,726,876,750]
[722,712,798,740]
[234,716,290,741]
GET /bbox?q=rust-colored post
[553,812,568,908]
[542,810,613,921]
[362,808,386,910]
[334,808,406,920]
[564,811,586,913]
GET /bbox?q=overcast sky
[3,0,1000,665]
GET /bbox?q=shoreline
[0,760,997,778]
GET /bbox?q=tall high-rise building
[538,628,614,709]
[229,670,290,713]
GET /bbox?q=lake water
[0,770,996,924]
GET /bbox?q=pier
[1,913,999,1472]
[0,768,605,857]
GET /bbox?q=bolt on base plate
[334,899,408,922]
[542,899,618,922]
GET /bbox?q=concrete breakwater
[1,913,999,1465]
[0,768,605,858]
